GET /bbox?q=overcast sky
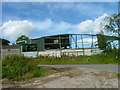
[0,2,118,43]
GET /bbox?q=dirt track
[2,67,119,88]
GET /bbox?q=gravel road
[2,67,119,88]
[37,68,119,88]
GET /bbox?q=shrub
[117,73,120,78]
[2,55,42,80]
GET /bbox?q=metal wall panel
[37,38,45,51]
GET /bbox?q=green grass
[2,55,50,81]
[36,49,119,65]
[2,49,119,81]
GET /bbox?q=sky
[0,2,118,45]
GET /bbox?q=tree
[103,14,120,49]
[12,43,16,45]
[16,35,29,43]
[2,39,10,45]
[97,34,107,50]
[104,14,120,36]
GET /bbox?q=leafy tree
[103,14,120,49]
[104,14,120,36]
[97,34,107,50]
[2,39,10,45]
[12,43,16,45]
[16,35,29,43]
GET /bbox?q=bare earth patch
[2,67,119,88]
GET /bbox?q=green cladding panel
[37,38,45,51]
[31,38,45,51]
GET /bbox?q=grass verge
[36,49,119,65]
[2,55,50,81]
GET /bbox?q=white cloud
[34,19,76,34]
[77,13,110,34]
[0,20,35,40]
[35,19,53,30]
[0,14,110,42]
[34,14,109,35]
[46,3,114,18]
[0,19,76,41]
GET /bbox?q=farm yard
[1,31,120,89]
[2,67,119,88]
[1,1,120,89]
[1,49,120,88]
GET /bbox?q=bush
[2,55,43,80]
[117,73,120,78]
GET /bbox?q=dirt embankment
[2,67,119,88]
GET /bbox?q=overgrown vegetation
[36,49,119,64]
[0,60,2,80]
[2,55,49,81]
[2,49,119,81]
[117,73,120,78]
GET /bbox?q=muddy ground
[2,67,119,88]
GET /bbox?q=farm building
[18,34,71,51]
[1,34,118,58]
[17,34,101,57]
